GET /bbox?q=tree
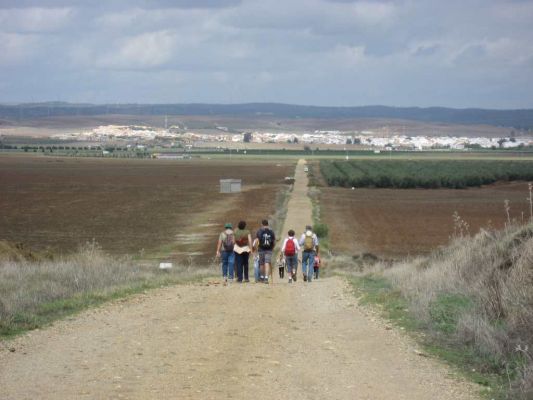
[243,132,252,143]
[346,138,352,145]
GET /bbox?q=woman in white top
[281,229,300,283]
[233,220,253,282]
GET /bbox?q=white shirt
[299,231,319,251]
[281,237,300,254]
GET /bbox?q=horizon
[1,101,533,112]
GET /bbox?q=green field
[320,159,533,188]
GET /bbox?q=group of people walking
[215,219,320,284]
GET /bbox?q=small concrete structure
[153,153,191,160]
[159,262,173,270]
[220,179,241,193]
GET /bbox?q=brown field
[320,181,532,258]
[0,154,294,263]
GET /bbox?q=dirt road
[0,160,480,399]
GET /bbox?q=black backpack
[258,228,274,250]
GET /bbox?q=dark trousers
[314,266,319,279]
[235,252,250,282]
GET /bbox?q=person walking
[252,238,260,282]
[281,229,300,283]
[234,220,253,283]
[256,219,275,284]
[216,223,235,284]
[313,254,321,280]
[299,225,319,282]
[276,253,286,279]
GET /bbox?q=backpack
[235,230,248,247]
[303,231,314,251]
[259,228,274,250]
[222,231,235,251]
[284,238,296,256]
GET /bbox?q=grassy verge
[0,241,216,339]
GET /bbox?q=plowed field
[0,155,294,263]
[320,182,532,257]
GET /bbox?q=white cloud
[0,32,40,66]
[349,1,396,26]
[0,0,532,107]
[0,7,72,33]
[329,44,367,66]
[96,30,178,69]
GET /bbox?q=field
[320,159,533,189]
[319,181,532,258]
[0,154,294,263]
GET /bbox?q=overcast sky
[0,0,532,108]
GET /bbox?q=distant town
[50,124,533,151]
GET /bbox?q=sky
[0,0,532,108]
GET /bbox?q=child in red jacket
[313,255,321,279]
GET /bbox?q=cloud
[0,0,240,8]
[0,7,73,33]
[411,43,441,57]
[0,0,532,107]
[95,30,179,69]
[0,32,41,66]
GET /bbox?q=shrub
[313,222,329,238]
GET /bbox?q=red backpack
[284,238,296,256]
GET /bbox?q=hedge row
[320,160,533,189]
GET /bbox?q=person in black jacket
[255,219,275,284]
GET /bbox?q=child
[313,254,321,279]
[254,254,260,283]
[276,253,286,279]
[252,238,260,283]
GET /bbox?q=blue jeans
[254,256,260,282]
[234,252,250,282]
[221,251,235,279]
[285,255,298,276]
[302,251,315,281]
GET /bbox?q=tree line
[320,159,533,189]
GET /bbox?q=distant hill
[1,102,532,129]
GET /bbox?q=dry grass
[0,241,216,337]
[331,224,533,399]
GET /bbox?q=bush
[313,222,329,238]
